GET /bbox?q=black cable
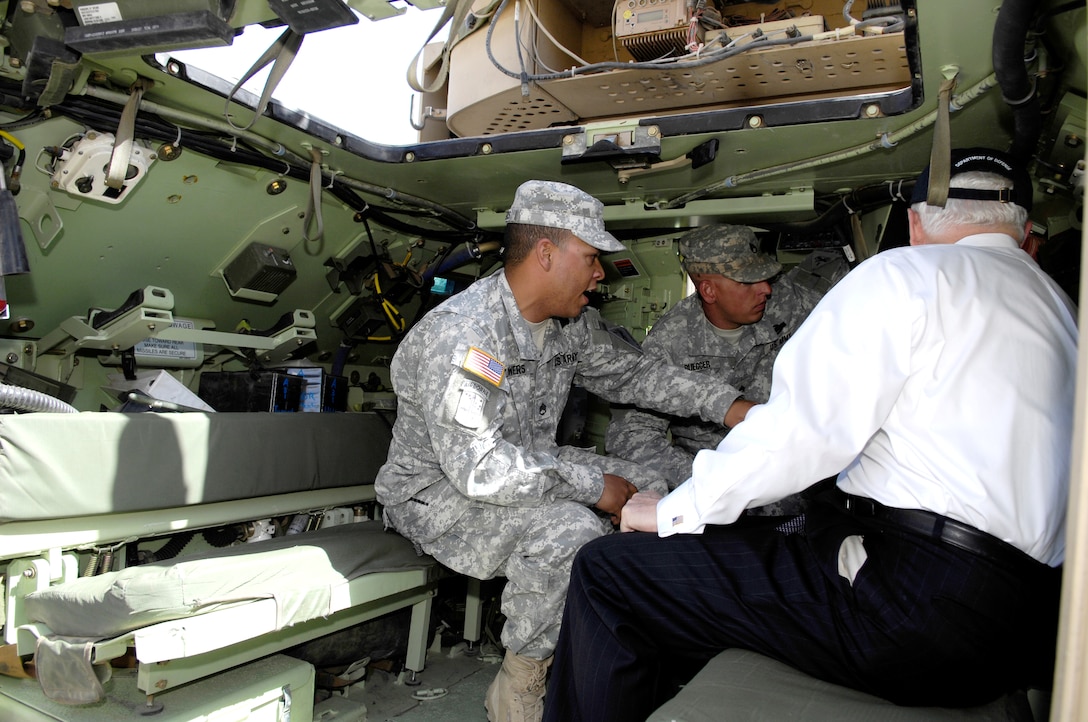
[1044,1,1084,17]
[50,91,481,237]
[760,180,917,235]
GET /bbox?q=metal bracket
[38,286,317,364]
[560,120,662,169]
[410,95,448,130]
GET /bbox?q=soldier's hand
[724,398,755,428]
[596,473,638,524]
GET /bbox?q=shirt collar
[954,232,1021,251]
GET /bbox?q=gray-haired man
[607,223,847,513]
[375,180,751,722]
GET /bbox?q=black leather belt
[828,490,1041,571]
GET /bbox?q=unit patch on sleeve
[462,346,505,387]
[454,379,490,428]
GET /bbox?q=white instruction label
[77,2,124,25]
[135,319,198,361]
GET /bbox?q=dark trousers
[543,507,1061,722]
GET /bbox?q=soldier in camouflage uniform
[375,181,751,722]
[606,223,848,515]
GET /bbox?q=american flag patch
[671,515,684,527]
[462,346,505,386]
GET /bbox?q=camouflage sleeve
[574,314,740,426]
[395,321,604,508]
[786,248,851,298]
[606,407,695,489]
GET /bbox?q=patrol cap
[505,180,626,253]
[910,147,1033,212]
[678,224,782,283]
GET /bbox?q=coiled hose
[0,384,78,413]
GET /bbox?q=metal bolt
[647,126,659,137]
[747,115,764,128]
[864,104,880,118]
[5,353,18,364]
[563,135,575,145]
[405,151,416,162]
[158,143,182,161]
[23,567,35,578]
[481,144,493,154]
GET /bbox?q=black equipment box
[223,243,298,296]
[197,371,303,412]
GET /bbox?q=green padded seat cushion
[647,648,1034,722]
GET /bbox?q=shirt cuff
[656,482,706,537]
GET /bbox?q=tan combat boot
[484,649,552,722]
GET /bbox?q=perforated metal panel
[447,87,577,137]
[448,33,910,137]
[545,33,910,118]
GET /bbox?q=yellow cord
[371,273,406,334]
[0,130,24,151]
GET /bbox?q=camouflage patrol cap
[679,224,782,283]
[505,180,626,253]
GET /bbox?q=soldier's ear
[696,277,716,303]
[535,237,557,270]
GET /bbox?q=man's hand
[620,490,663,533]
[724,398,755,428]
[596,473,638,525]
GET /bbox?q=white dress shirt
[658,234,1077,566]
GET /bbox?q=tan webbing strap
[106,78,153,190]
[925,73,959,207]
[224,28,305,133]
[406,0,497,95]
[303,146,326,244]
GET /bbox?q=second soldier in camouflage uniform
[375,182,751,722]
[607,223,848,514]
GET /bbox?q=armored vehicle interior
[0,0,1084,720]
